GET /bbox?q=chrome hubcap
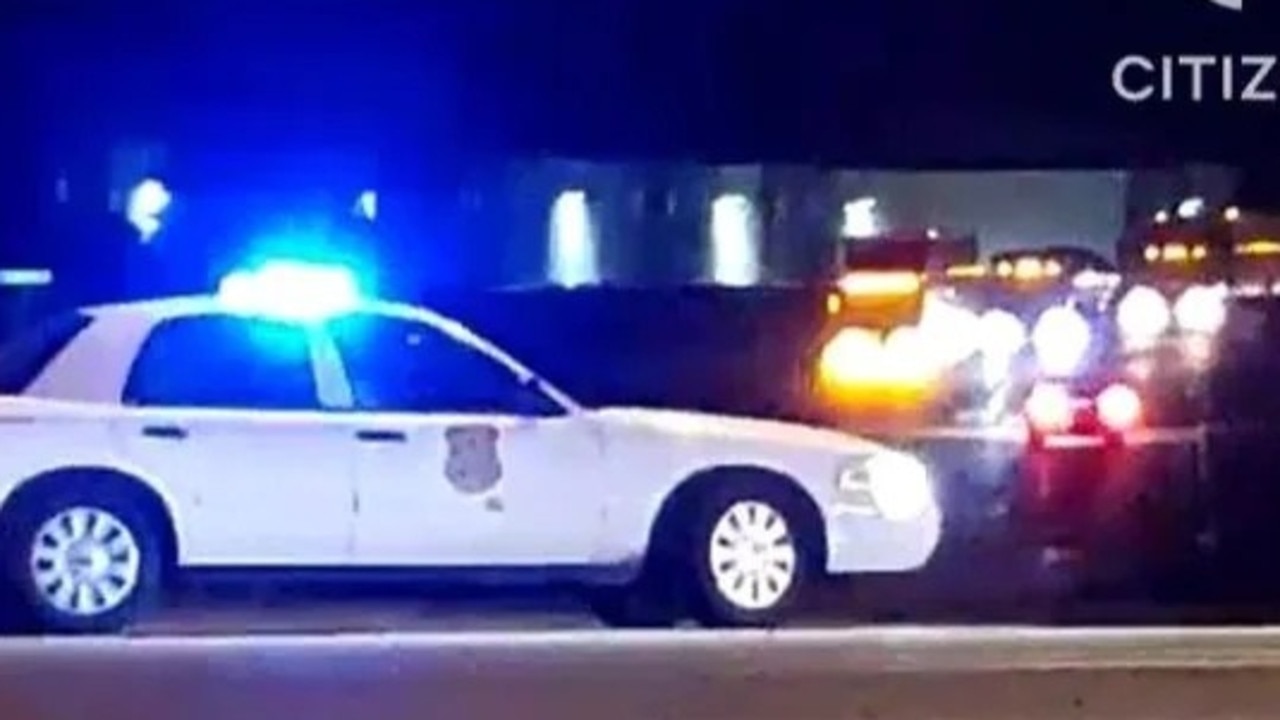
[30,507,141,617]
[708,500,797,611]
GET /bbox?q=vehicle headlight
[1116,285,1171,344]
[1173,284,1227,335]
[839,453,934,521]
[977,309,1027,359]
[920,295,981,366]
[1031,305,1091,377]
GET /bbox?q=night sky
[3,0,1279,199]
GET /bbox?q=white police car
[0,262,941,633]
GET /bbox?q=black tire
[2,487,164,634]
[684,479,819,628]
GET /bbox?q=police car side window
[329,315,558,416]
[124,315,320,410]
[0,312,95,395]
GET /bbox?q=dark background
[2,0,1279,274]
[5,1,1279,162]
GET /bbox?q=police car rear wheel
[688,486,813,627]
[6,494,162,634]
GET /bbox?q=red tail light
[1096,382,1142,431]
[1025,382,1073,433]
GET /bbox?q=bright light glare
[977,309,1027,359]
[919,295,980,367]
[1072,270,1119,291]
[1097,383,1141,431]
[864,453,933,521]
[1177,197,1205,219]
[1032,305,1091,377]
[1173,284,1227,334]
[126,178,171,242]
[882,326,936,380]
[218,261,361,321]
[217,271,256,305]
[1116,285,1171,345]
[837,271,921,296]
[0,269,53,287]
[977,309,1026,390]
[818,328,883,385]
[1025,382,1073,432]
[128,179,170,218]
[355,190,378,221]
[818,325,939,389]
[549,190,598,287]
[710,194,759,286]
[1013,257,1045,281]
[841,197,879,239]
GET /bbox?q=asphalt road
[5,626,1280,720]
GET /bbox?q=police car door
[116,313,355,565]
[326,311,606,567]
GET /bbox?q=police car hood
[589,406,888,455]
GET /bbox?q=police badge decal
[443,425,504,496]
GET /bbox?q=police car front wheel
[686,486,815,627]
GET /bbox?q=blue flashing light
[217,260,363,321]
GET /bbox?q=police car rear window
[0,312,94,395]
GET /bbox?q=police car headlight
[840,453,934,522]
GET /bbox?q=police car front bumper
[823,501,943,574]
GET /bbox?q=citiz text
[1112,55,1276,103]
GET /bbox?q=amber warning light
[836,271,922,297]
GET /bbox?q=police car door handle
[141,424,188,440]
[355,429,407,443]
